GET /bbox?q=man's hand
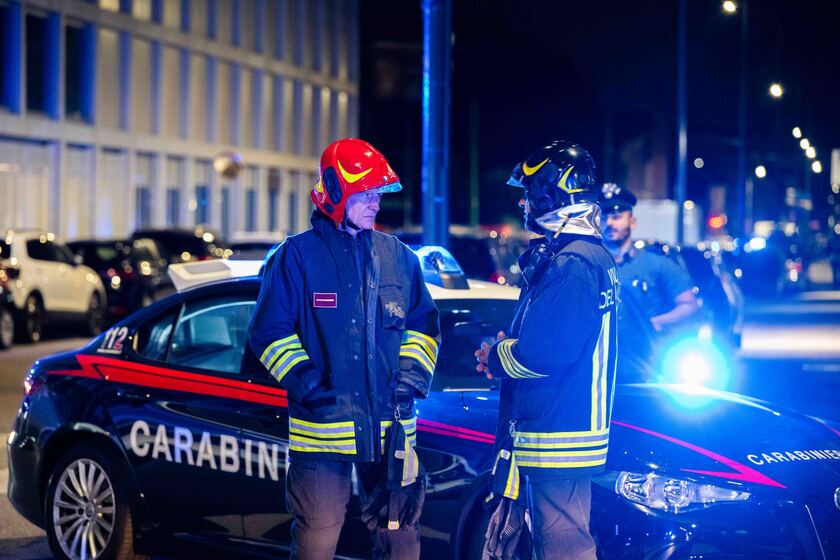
[474,331,506,379]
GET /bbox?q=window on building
[1,2,18,111]
[311,0,322,72]
[166,156,185,227]
[96,27,120,128]
[246,188,257,232]
[25,11,50,114]
[131,37,153,133]
[191,0,208,37]
[292,80,304,155]
[268,168,280,231]
[132,0,152,21]
[265,0,282,58]
[194,160,212,225]
[99,0,119,12]
[216,0,232,44]
[220,185,230,239]
[292,0,304,66]
[135,154,154,229]
[64,20,93,122]
[288,175,298,233]
[167,188,180,227]
[163,0,181,30]
[216,62,232,145]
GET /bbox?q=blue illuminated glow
[748,237,767,251]
[656,336,732,408]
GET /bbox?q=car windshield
[70,242,127,268]
[432,298,518,392]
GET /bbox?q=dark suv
[130,228,228,264]
[67,238,173,321]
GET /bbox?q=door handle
[118,389,150,402]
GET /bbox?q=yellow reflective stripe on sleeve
[403,330,440,355]
[600,311,610,430]
[272,353,309,382]
[259,333,299,364]
[400,346,435,374]
[496,339,547,379]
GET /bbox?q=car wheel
[86,293,105,336]
[45,443,149,560]
[0,307,14,349]
[18,295,43,343]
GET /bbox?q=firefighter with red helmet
[248,139,440,560]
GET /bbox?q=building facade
[0,0,359,240]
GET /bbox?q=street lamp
[800,138,810,150]
[812,161,822,173]
[792,126,802,138]
[806,146,816,159]
[722,1,737,13]
[769,83,784,98]
[754,165,767,179]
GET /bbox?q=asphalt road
[1,292,838,558]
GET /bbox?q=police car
[6,248,840,560]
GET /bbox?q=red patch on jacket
[313,292,338,308]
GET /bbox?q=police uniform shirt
[616,247,694,321]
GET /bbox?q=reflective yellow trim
[600,312,611,430]
[403,330,440,354]
[514,438,609,449]
[514,449,606,458]
[337,160,373,183]
[503,453,520,500]
[497,339,546,379]
[400,341,436,363]
[518,458,607,468]
[290,418,355,429]
[289,427,356,439]
[514,428,609,438]
[290,445,358,455]
[259,333,300,364]
[522,158,549,176]
[274,354,308,381]
[557,166,584,194]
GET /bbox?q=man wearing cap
[248,138,440,560]
[598,183,700,381]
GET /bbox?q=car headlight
[612,471,750,513]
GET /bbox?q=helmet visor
[507,163,525,188]
[374,181,403,194]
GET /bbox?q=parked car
[7,253,839,560]
[0,230,107,342]
[396,225,529,285]
[0,263,15,350]
[67,238,173,321]
[130,227,228,264]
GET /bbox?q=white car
[0,230,107,342]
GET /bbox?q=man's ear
[629,213,637,229]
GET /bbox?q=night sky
[358,0,840,230]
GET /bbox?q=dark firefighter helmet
[507,141,597,232]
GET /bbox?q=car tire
[85,293,105,336]
[44,443,149,560]
[0,307,14,350]
[18,294,43,343]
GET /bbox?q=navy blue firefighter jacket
[486,234,619,478]
[248,211,440,463]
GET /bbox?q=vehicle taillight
[488,271,507,285]
[0,266,20,280]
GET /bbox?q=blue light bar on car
[412,246,469,289]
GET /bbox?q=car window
[0,240,10,260]
[136,311,178,361]
[55,243,78,265]
[167,296,256,375]
[432,298,518,392]
[26,239,68,263]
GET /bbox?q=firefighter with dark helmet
[248,138,440,560]
[475,141,618,559]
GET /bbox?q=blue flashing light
[413,246,468,289]
[656,336,732,409]
[748,237,767,251]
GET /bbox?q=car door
[24,238,68,311]
[104,290,256,539]
[53,241,88,312]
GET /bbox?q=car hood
[608,384,840,495]
[431,384,840,496]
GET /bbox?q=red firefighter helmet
[311,138,402,223]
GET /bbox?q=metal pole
[736,0,748,238]
[469,99,479,227]
[675,0,687,245]
[421,0,451,248]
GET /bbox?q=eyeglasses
[352,191,383,204]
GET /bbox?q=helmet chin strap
[340,215,363,234]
